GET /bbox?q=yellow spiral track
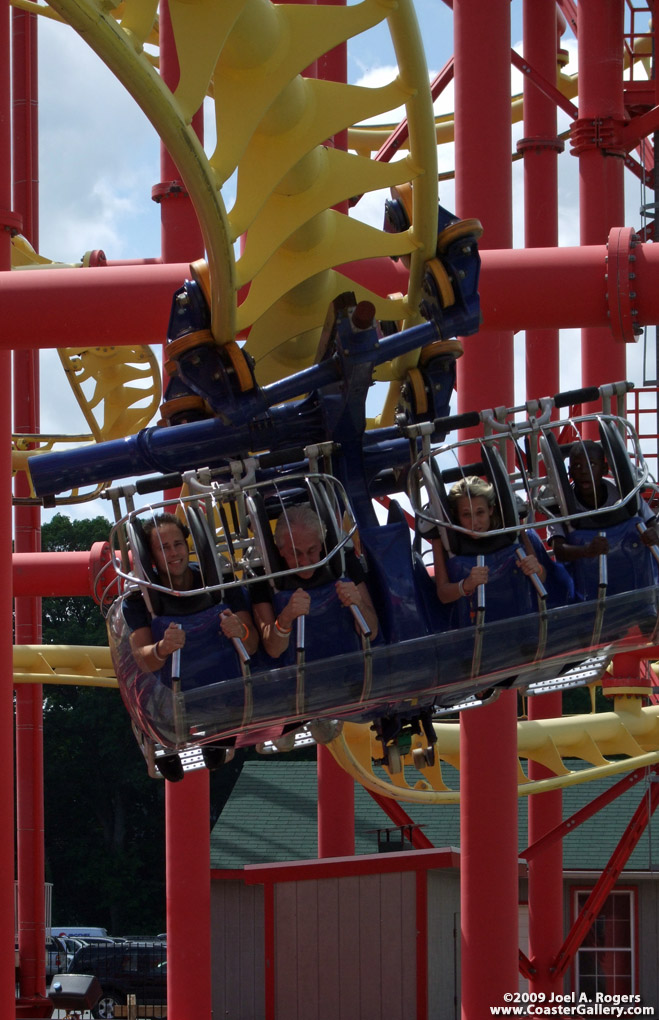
[328,698,659,804]
[40,0,439,388]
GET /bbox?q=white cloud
[37,17,161,264]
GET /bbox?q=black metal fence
[63,940,167,1018]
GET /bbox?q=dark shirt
[122,565,248,631]
[248,549,366,606]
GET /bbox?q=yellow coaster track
[327,695,659,803]
[42,0,439,392]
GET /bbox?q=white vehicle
[51,926,108,940]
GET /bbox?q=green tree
[40,514,167,934]
[41,514,111,646]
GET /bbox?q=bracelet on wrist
[274,618,292,636]
[152,641,166,664]
[458,578,467,598]
[240,621,249,641]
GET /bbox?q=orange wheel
[389,182,414,229]
[406,368,429,416]
[425,259,455,309]
[222,340,255,393]
[159,395,210,426]
[165,329,214,367]
[419,339,464,365]
[189,259,212,311]
[436,218,484,255]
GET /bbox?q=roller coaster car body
[105,420,659,759]
[108,581,659,755]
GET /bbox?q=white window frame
[572,887,637,997]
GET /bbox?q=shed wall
[427,870,460,1020]
[274,871,418,1020]
[211,879,265,1020]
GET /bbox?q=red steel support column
[527,690,564,997]
[454,2,519,1016]
[520,0,562,399]
[158,4,212,1019]
[314,0,355,859]
[521,1,565,999]
[317,746,354,858]
[0,2,18,1017]
[14,438,46,1011]
[455,0,514,417]
[577,0,627,399]
[156,2,204,266]
[12,4,37,243]
[12,4,48,1007]
[165,781,212,1020]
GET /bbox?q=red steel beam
[5,236,659,348]
[367,790,436,851]
[551,777,659,981]
[373,58,455,165]
[12,545,110,598]
[522,764,659,863]
[0,261,189,348]
[510,48,578,120]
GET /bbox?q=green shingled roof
[210,758,659,872]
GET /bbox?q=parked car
[51,925,109,939]
[67,940,167,1019]
[15,935,69,985]
[59,935,87,969]
[46,935,69,979]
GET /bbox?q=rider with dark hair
[123,512,258,781]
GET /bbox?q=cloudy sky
[26,1,654,521]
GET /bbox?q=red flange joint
[605,226,642,343]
